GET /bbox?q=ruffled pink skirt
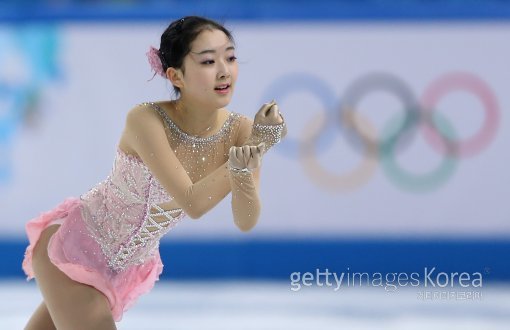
[22,197,164,321]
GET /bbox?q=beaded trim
[141,102,239,145]
[228,164,254,174]
[251,121,286,153]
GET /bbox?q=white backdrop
[1,22,509,239]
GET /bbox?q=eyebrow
[192,46,235,55]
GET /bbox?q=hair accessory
[146,46,165,80]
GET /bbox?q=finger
[266,101,278,116]
[248,147,262,168]
[261,100,277,116]
[256,142,266,153]
[229,147,242,168]
[258,102,274,117]
[230,146,239,162]
[250,148,262,168]
[235,146,242,160]
[249,145,258,157]
[242,145,251,163]
[242,145,251,155]
[251,149,262,164]
[265,103,276,121]
[269,104,279,121]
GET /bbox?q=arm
[125,104,234,219]
[229,103,287,231]
[228,116,263,231]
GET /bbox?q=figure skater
[22,16,286,330]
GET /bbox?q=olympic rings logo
[261,71,500,193]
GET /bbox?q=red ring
[421,72,500,158]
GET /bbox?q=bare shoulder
[126,102,162,125]
[119,103,164,155]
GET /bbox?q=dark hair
[159,16,235,96]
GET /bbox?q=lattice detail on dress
[108,205,183,271]
[80,101,246,273]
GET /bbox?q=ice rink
[2,280,509,329]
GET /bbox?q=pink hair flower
[146,46,165,79]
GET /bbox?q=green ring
[380,112,458,193]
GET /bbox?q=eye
[201,60,214,65]
[228,56,237,62]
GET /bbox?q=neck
[172,96,221,137]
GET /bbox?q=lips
[214,83,230,90]
[214,83,231,95]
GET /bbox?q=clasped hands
[228,100,287,172]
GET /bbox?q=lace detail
[80,148,185,272]
[79,102,243,272]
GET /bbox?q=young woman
[22,16,286,329]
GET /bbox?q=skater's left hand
[246,101,288,149]
[253,101,284,126]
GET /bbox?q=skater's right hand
[228,142,265,172]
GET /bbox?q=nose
[217,60,231,80]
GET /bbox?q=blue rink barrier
[1,0,510,22]
[2,238,509,282]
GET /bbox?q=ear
[166,67,184,89]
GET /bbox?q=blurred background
[1,0,509,329]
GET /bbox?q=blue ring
[260,72,339,158]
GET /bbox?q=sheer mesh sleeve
[228,115,262,231]
[123,103,261,231]
[242,115,286,153]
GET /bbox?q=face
[170,29,238,109]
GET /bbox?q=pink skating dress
[20,101,277,321]
[22,149,181,321]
